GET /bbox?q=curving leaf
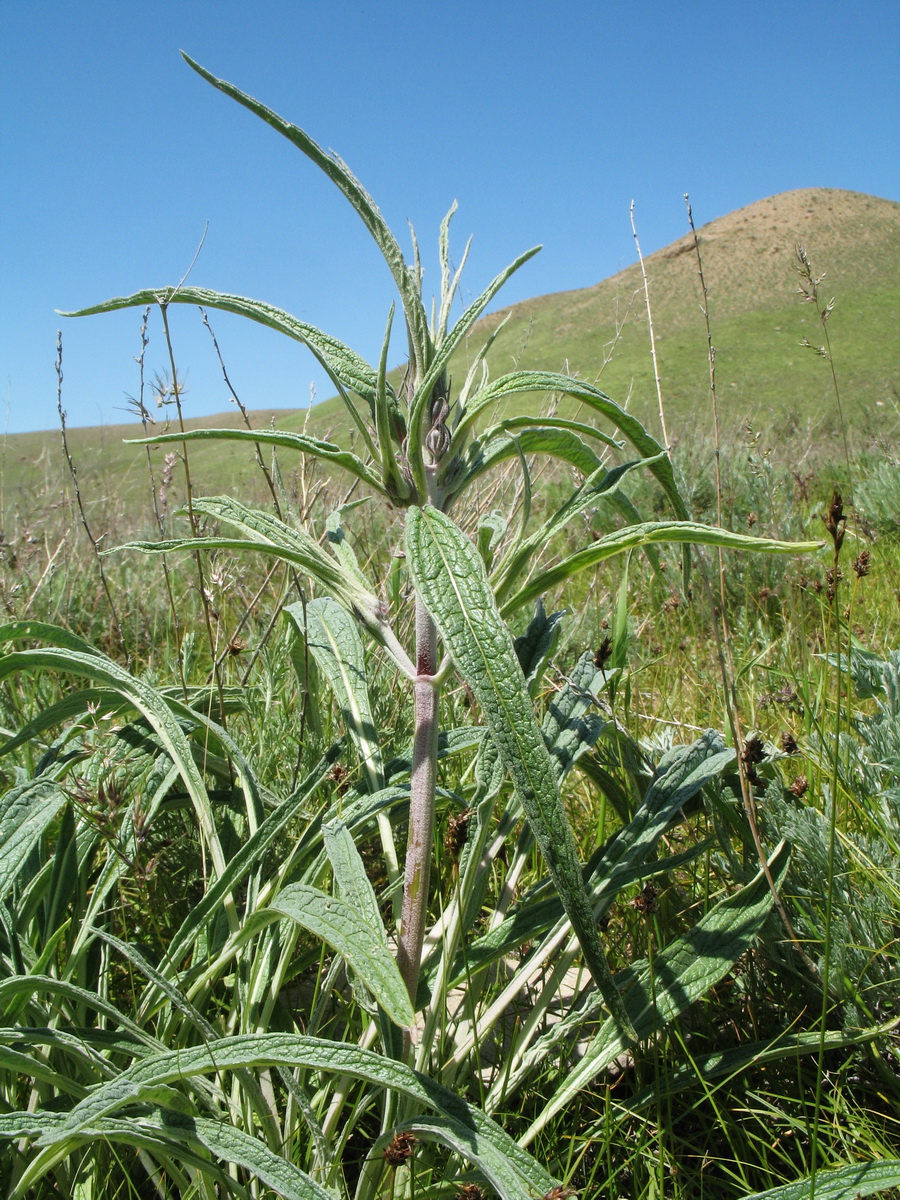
[63,285,383,409]
[0,646,227,879]
[450,426,603,496]
[0,780,67,901]
[405,505,635,1038]
[408,246,541,478]
[453,370,685,510]
[517,841,791,1140]
[491,457,657,603]
[269,883,415,1029]
[740,1161,900,1200]
[109,495,415,678]
[34,1032,557,1198]
[285,598,384,793]
[127,426,386,494]
[501,520,822,617]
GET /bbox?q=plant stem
[396,592,440,1015]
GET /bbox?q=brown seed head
[384,1132,417,1167]
[822,490,846,552]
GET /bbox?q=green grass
[3,426,900,1198]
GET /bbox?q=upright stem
[396,593,440,1013]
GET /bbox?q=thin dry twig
[56,331,129,662]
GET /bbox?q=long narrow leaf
[501,521,822,616]
[63,285,383,408]
[269,883,415,1028]
[181,55,430,377]
[35,1032,557,1199]
[453,370,688,519]
[740,1161,900,1200]
[409,246,541,470]
[0,648,227,879]
[127,426,386,494]
[405,505,635,1037]
[0,780,67,900]
[518,841,791,1140]
[285,598,384,793]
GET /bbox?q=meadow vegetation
[2,53,900,1200]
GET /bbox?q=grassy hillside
[3,187,898,529]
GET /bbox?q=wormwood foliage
[0,52,867,1200]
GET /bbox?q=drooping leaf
[34,1032,557,1199]
[64,285,383,410]
[452,370,687,517]
[127,426,387,494]
[0,645,227,879]
[740,1161,900,1200]
[517,841,791,1139]
[0,780,67,901]
[451,427,603,496]
[285,597,384,793]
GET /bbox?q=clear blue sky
[2,0,898,435]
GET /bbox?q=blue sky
[2,0,898,435]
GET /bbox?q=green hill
[4,187,898,529]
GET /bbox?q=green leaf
[740,1161,900,1200]
[452,370,687,517]
[409,246,541,474]
[323,820,385,935]
[64,285,383,408]
[180,55,431,379]
[128,426,386,494]
[35,1032,557,1198]
[164,744,342,971]
[405,505,635,1038]
[269,883,415,1029]
[0,780,67,901]
[374,302,412,501]
[0,620,105,657]
[491,457,655,604]
[501,520,822,617]
[451,426,603,496]
[285,597,384,793]
[0,645,227,879]
[111,495,415,677]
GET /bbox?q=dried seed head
[456,1186,486,1200]
[593,636,613,669]
[444,809,472,862]
[780,732,799,756]
[329,764,349,798]
[384,1132,417,1166]
[741,733,766,767]
[631,883,658,915]
[854,550,871,578]
[822,490,845,552]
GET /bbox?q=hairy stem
[396,593,440,1015]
